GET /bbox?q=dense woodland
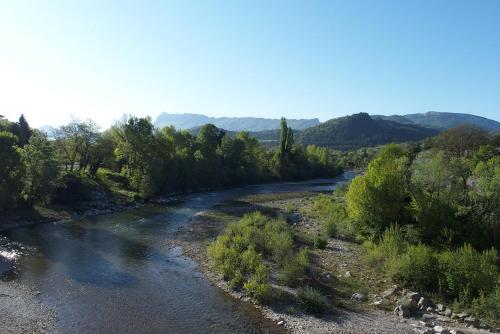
[298,113,440,150]
[0,114,340,211]
[310,126,499,324]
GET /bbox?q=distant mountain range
[155,112,320,131]
[298,113,439,150]
[156,111,500,133]
[188,113,439,150]
[373,111,500,132]
[155,111,498,151]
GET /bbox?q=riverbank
[168,191,420,334]
[0,181,342,333]
[0,196,142,333]
[0,280,55,333]
[0,176,341,233]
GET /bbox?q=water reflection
[0,175,352,333]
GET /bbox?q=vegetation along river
[0,172,353,333]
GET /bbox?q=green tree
[22,130,59,205]
[113,117,156,197]
[279,117,294,156]
[218,135,245,185]
[194,124,224,186]
[468,156,500,248]
[113,116,173,197]
[433,124,489,157]
[272,117,295,178]
[0,115,12,132]
[162,127,196,189]
[306,145,339,177]
[0,131,24,209]
[409,150,462,245]
[236,131,269,183]
[17,114,32,147]
[54,119,99,172]
[90,130,117,173]
[346,144,410,237]
[76,120,100,172]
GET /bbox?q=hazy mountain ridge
[404,111,500,131]
[156,111,500,134]
[155,112,320,131]
[186,113,439,150]
[34,112,497,150]
[373,111,500,131]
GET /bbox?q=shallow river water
[0,172,353,333]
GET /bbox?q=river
[0,172,353,333]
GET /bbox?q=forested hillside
[298,113,439,150]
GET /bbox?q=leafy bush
[53,172,104,205]
[209,212,303,302]
[279,248,310,287]
[314,234,328,249]
[310,192,347,238]
[365,225,407,266]
[346,145,410,238]
[324,217,337,237]
[470,285,500,328]
[243,263,271,302]
[297,286,328,314]
[439,244,498,302]
[228,270,244,289]
[387,244,439,292]
[207,234,242,280]
[96,168,138,201]
[266,222,294,262]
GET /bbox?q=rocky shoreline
[0,280,55,333]
[168,194,422,334]
[2,184,496,334]
[391,290,498,334]
[168,192,499,334]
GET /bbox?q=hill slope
[155,113,319,131]
[298,113,439,150]
[371,115,416,125]
[187,125,300,143]
[403,111,500,131]
[373,112,500,132]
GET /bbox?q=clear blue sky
[1,0,499,128]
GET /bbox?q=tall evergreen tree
[17,114,32,147]
[274,117,295,178]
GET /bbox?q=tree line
[0,115,341,211]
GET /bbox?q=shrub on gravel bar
[297,286,328,314]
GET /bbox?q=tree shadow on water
[3,223,177,289]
